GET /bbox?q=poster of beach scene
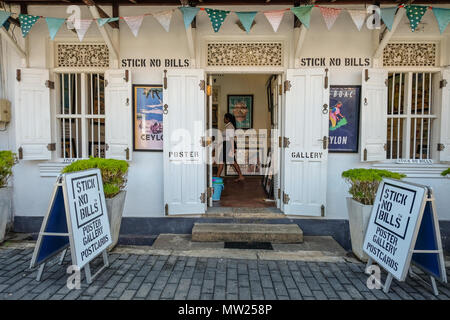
[133,85,163,151]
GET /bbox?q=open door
[163,69,207,215]
[282,69,329,216]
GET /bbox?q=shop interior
[209,73,279,208]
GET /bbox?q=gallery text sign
[299,57,371,67]
[121,58,190,68]
[363,179,427,281]
[65,169,112,269]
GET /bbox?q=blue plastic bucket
[212,177,224,201]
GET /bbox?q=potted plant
[62,157,129,251]
[342,168,406,261]
[0,151,17,243]
[441,168,450,177]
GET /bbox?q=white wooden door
[439,68,450,162]
[282,69,329,216]
[15,68,52,160]
[163,69,207,215]
[105,69,132,161]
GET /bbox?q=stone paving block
[287,288,302,300]
[336,290,352,300]
[108,282,128,298]
[187,285,201,300]
[202,279,215,294]
[227,280,238,294]
[273,281,288,297]
[215,272,226,288]
[213,287,226,300]
[304,277,321,291]
[297,282,313,297]
[320,283,339,299]
[282,276,297,289]
[104,275,122,289]
[92,288,112,300]
[204,269,215,280]
[161,283,178,299]
[344,284,365,299]
[312,290,327,300]
[239,286,251,300]
[192,272,205,286]
[181,266,195,279]
[144,270,161,284]
[147,289,162,300]
[238,274,249,287]
[263,287,277,300]
[152,276,169,291]
[127,276,145,290]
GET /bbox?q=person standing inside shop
[216,113,245,182]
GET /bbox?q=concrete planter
[346,197,373,262]
[105,191,126,251]
[0,187,12,244]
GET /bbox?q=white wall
[1,4,449,222]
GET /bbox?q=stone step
[191,223,303,243]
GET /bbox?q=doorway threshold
[205,207,284,218]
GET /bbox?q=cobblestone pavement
[0,247,449,300]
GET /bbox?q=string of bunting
[0,4,449,41]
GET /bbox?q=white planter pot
[0,187,12,244]
[346,197,373,262]
[105,191,126,251]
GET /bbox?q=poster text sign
[363,179,427,281]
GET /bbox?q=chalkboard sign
[30,169,111,284]
[363,179,447,295]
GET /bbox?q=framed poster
[228,95,253,129]
[133,85,163,151]
[328,86,361,153]
[212,104,218,128]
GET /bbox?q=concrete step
[191,223,303,243]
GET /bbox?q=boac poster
[133,85,163,151]
[328,86,360,153]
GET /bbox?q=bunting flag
[319,7,341,30]
[19,14,40,38]
[205,8,230,33]
[179,6,200,29]
[45,17,65,40]
[97,17,119,27]
[235,11,257,33]
[124,15,144,37]
[0,11,11,29]
[432,7,450,34]
[74,19,93,42]
[380,7,397,31]
[290,5,313,29]
[348,10,366,31]
[405,5,428,32]
[263,9,286,32]
[152,10,173,32]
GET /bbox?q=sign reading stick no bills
[363,178,447,293]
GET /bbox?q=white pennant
[74,19,93,42]
[263,10,285,33]
[348,10,366,31]
[320,7,341,30]
[152,10,173,32]
[124,15,144,37]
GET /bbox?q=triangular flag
[290,5,314,29]
[0,11,11,29]
[19,14,40,38]
[432,7,450,34]
[152,10,173,32]
[179,7,200,29]
[97,17,119,27]
[235,11,257,33]
[348,10,366,31]
[319,7,341,30]
[380,7,397,31]
[405,5,428,32]
[263,9,285,32]
[124,15,144,37]
[45,17,65,40]
[74,19,93,42]
[205,8,229,33]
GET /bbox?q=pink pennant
[263,9,286,33]
[124,15,144,37]
[319,7,341,30]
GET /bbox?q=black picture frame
[328,85,361,153]
[227,94,253,129]
[132,84,164,152]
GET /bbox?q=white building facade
[1,2,449,250]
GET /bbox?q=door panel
[163,69,206,215]
[282,69,329,216]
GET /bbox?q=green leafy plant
[342,168,406,205]
[441,168,450,177]
[0,151,18,188]
[62,158,129,198]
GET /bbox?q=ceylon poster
[133,85,163,151]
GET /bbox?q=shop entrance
[206,73,281,209]
[163,68,329,216]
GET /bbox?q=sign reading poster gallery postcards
[30,169,112,284]
[363,179,447,295]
